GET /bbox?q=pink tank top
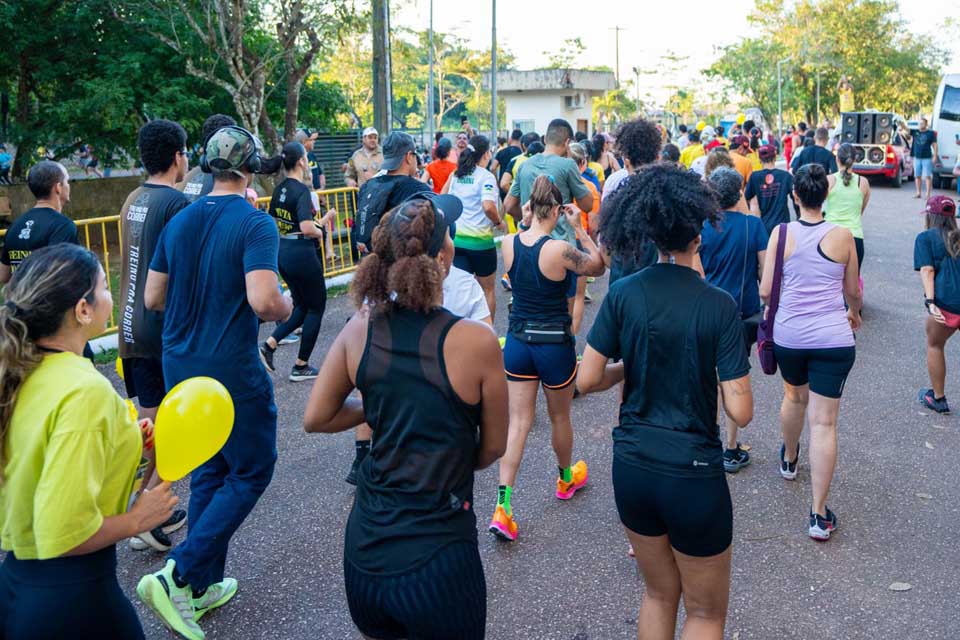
[773,221,855,349]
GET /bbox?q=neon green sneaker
[136,559,205,640]
[193,577,238,621]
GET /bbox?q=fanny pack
[511,321,572,344]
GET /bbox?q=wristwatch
[924,298,935,310]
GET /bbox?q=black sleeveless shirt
[345,306,482,574]
[507,234,572,333]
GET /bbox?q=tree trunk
[11,57,33,181]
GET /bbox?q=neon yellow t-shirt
[587,161,606,186]
[679,143,705,169]
[0,352,141,559]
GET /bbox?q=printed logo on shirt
[183,181,203,196]
[18,220,33,240]
[692,460,709,467]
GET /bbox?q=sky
[392,0,960,104]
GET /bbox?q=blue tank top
[507,234,572,332]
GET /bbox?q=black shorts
[613,457,732,557]
[773,344,855,399]
[453,247,497,277]
[503,334,577,389]
[344,542,486,640]
[742,312,761,355]
[121,357,166,408]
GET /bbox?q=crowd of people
[0,102,956,640]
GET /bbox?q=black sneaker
[129,526,173,551]
[779,442,800,480]
[809,507,838,541]
[345,457,360,486]
[259,342,276,373]
[289,364,319,382]
[723,444,751,473]
[918,388,950,414]
[159,509,187,535]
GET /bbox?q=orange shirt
[425,160,457,194]
[731,152,753,186]
[581,177,601,234]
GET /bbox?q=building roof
[483,69,617,93]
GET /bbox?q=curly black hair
[138,119,187,175]
[201,114,237,147]
[600,163,718,258]
[614,119,662,168]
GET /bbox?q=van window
[941,85,960,122]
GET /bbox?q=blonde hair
[529,175,563,221]
[0,244,100,479]
[704,148,734,179]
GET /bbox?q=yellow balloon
[736,113,746,125]
[155,377,234,481]
[115,358,124,380]
[125,399,139,424]
[696,120,706,131]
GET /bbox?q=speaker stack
[840,112,895,146]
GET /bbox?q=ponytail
[455,135,490,178]
[929,213,960,259]
[529,174,562,221]
[836,143,855,187]
[0,243,101,480]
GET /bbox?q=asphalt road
[102,180,960,640]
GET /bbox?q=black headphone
[199,126,262,174]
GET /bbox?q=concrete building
[484,69,617,138]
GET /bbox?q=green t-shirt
[509,153,591,245]
[0,352,142,559]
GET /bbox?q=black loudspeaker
[841,113,859,143]
[874,113,894,145]
[858,113,874,144]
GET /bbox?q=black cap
[393,192,463,257]
[382,132,417,171]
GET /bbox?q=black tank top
[507,234,572,332]
[346,306,482,574]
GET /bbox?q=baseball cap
[362,126,379,137]
[923,195,957,217]
[732,135,750,148]
[704,140,722,152]
[394,192,463,257]
[205,126,262,177]
[381,132,417,171]
[295,128,318,143]
[758,144,777,161]
[701,125,716,141]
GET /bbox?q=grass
[93,346,118,366]
[327,283,350,298]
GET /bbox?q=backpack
[354,177,397,247]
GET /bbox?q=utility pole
[610,26,624,87]
[491,0,497,140]
[371,0,393,135]
[816,69,821,125]
[427,0,434,146]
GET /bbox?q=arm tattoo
[562,245,587,271]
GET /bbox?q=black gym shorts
[453,247,498,278]
[773,344,856,399]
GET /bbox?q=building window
[512,119,535,134]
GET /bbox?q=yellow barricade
[0,187,360,339]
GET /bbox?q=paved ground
[102,180,960,639]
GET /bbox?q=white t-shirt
[602,168,630,202]
[690,155,709,177]
[448,167,499,249]
[442,266,490,321]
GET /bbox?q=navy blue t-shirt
[911,130,937,159]
[914,228,960,314]
[699,211,769,317]
[587,264,750,478]
[745,168,793,234]
[150,194,279,401]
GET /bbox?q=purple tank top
[774,221,855,349]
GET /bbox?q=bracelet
[924,298,934,308]
[518,221,531,231]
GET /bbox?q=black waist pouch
[511,321,572,344]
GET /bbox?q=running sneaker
[129,509,187,551]
[556,460,589,500]
[289,364,319,382]
[918,388,950,414]
[277,334,300,346]
[723,445,751,474]
[500,274,512,291]
[808,507,838,541]
[136,560,205,640]
[193,578,238,621]
[258,342,276,373]
[779,442,801,480]
[488,505,518,541]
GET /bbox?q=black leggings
[854,238,864,275]
[271,238,328,363]
[0,546,144,639]
[344,542,486,640]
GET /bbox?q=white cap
[362,127,379,137]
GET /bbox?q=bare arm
[499,170,513,194]
[842,233,863,312]
[304,318,366,433]
[574,191,594,215]
[245,270,293,322]
[859,177,870,214]
[557,215,605,277]
[482,200,503,229]
[503,193,521,219]
[759,226,780,304]
[298,219,325,239]
[0,263,10,284]
[719,374,753,428]
[756,250,767,282]
[144,270,168,311]
[748,196,760,217]
[64,483,177,557]
[474,327,508,469]
[441,173,453,194]
[576,345,624,394]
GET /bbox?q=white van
[932,73,960,190]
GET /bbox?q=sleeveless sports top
[507,234,572,333]
[824,172,864,239]
[774,221,855,349]
[346,306,482,574]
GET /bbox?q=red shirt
[425,160,457,194]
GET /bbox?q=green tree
[547,38,587,69]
